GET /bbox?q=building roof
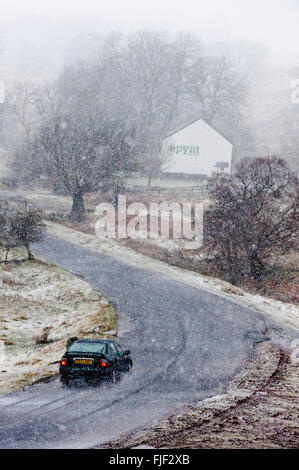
[165,117,232,145]
[166,118,202,138]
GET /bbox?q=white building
[162,118,232,177]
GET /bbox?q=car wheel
[110,370,117,384]
[60,377,70,387]
[109,369,121,384]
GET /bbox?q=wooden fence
[125,185,209,198]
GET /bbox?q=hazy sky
[1,0,299,62]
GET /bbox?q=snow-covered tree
[0,202,45,261]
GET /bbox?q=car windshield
[68,342,107,354]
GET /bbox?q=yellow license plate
[74,359,93,365]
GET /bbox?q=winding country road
[0,236,268,448]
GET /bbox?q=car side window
[114,343,124,357]
[109,343,117,357]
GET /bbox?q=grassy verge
[0,249,117,395]
[119,242,299,305]
[2,188,298,305]
[53,212,299,306]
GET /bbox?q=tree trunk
[249,253,264,280]
[111,184,120,208]
[71,192,85,220]
[25,243,34,260]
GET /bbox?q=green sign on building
[168,145,200,156]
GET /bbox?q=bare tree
[103,31,201,185]
[186,55,247,125]
[0,201,17,261]
[279,63,299,172]
[9,80,40,147]
[9,66,137,219]
[280,108,299,172]
[0,201,45,261]
[184,54,252,163]
[37,111,136,219]
[204,157,299,283]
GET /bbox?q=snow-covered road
[0,235,269,448]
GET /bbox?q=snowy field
[126,174,206,188]
[0,254,116,395]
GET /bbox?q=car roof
[75,339,112,344]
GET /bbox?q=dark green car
[59,339,132,386]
